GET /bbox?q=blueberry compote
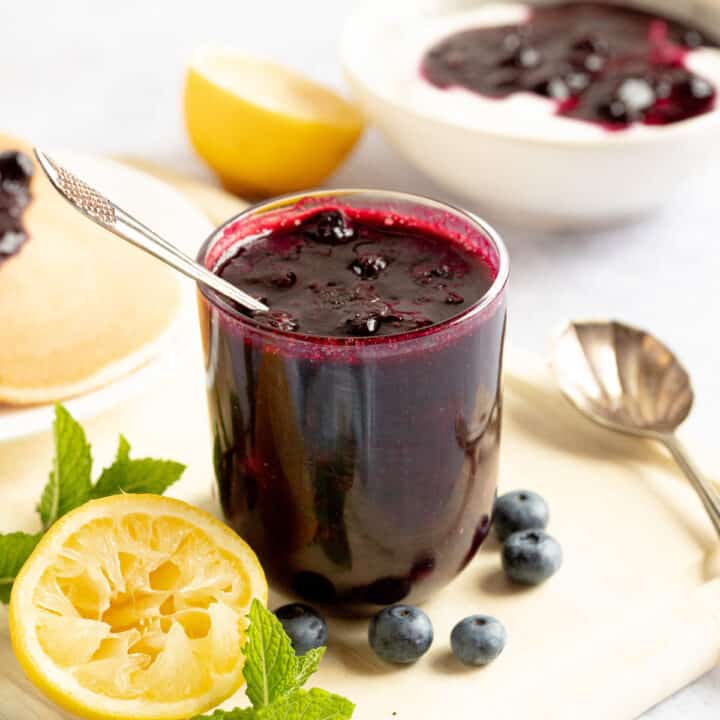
[218,209,495,338]
[199,197,507,610]
[422,2,719,129]
[0,151,33,263]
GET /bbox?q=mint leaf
[0,533,42,603]
[193,690,354,720]
[37,405,92,529]
[259,689,354,720]
[294,647,325,688]
[243,599,298,707]
[192,602,353,720]
[90,435,185,498]
[1,404,186,605]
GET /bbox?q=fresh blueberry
[493,490,549,542]
[275,603,328,655]
[502,529,562,585]
[368,604,433,664]
[450,615,507,666]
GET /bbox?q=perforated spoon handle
[33,148,268,314]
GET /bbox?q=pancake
[0,135,181,405]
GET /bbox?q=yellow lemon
[10,494,267,720]
[184,48,364,197]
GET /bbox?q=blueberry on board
[493,489,549,542]
[275,603,328,655]
[502,529,563,585]
[368,605,433,664]
[451,615,507,666]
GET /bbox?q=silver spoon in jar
[33,148,269,314]
[552,319,720,537]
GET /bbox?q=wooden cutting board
[1,163,718,720]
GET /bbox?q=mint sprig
[243,598,302,706]
[91,434,185,498]
[38,404,93,529]
[193,600,354,720]
[0,404,185,603]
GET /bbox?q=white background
[2,0,719,716]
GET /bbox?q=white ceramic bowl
[340,0,720,230]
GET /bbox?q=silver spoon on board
[552,319,720,537]
[33,148,269,314]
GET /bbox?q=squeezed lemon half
[184,48,364,197]
[9,494,267,720]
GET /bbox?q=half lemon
[184,48,364,197]
[10,494,267,720]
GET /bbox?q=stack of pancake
[0,134,181,405]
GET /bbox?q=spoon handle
[33,148,269,314]
[661,434,720,538]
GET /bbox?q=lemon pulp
[10,495,267,720]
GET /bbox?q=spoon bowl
[553,320,694,437]
[553,320,720,537]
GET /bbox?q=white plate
[0,151,214,443]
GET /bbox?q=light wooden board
[1,166,719,720]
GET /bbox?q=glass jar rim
[196,188,509,347]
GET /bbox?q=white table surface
[2,0,719,716]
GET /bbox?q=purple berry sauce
[421,2,718,130]
[0,151,33,263]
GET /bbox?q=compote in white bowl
[341,0,720,230]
